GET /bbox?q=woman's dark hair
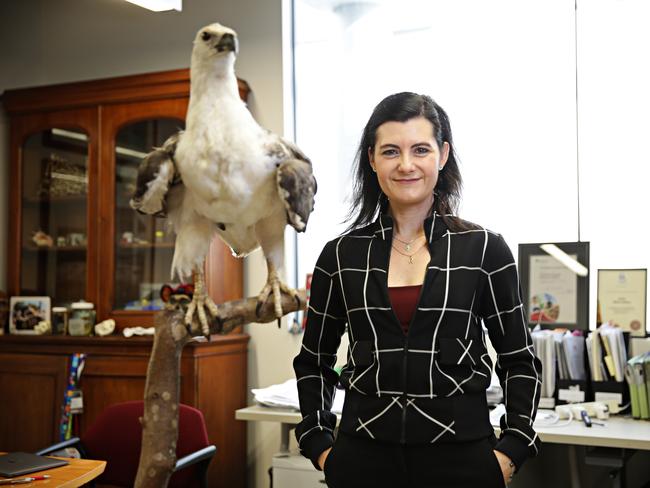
[345,92,470,233]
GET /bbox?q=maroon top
[388,284,422,335]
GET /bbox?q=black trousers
[323,431,506,488]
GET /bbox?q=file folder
[626,353,650,419]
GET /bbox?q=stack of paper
[251,378,345,413]
[486,370,503,406]
[626,352,650,419]
[560,331,587,381]
[531,328,559,398]
[531,327,588,400]
[588,323,628,382]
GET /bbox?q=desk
[235,404,650,452]
[0,455,105,488]
[236,405,650,488]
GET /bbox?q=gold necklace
[393,233,425,252]
[391,242,426,264]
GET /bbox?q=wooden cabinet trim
[3,69,250,114]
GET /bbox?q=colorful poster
[528,254,578,324]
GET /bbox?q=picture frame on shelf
[9,296,51,335]
[598,268,647,337]
[518,242,590,330]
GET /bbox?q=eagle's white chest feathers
[175,96,279,225]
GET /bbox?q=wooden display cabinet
[1,70,253,487]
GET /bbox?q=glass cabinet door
[20,128,89,306]
[114,118,184,312]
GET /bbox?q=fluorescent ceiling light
[539,244,588,277]
[124,0,182,12]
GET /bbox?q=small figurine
[123,326,155,337]
[94,318,116,336]
[160,283,195,309]
[32,230,54,247]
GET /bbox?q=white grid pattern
[294,212,542,465]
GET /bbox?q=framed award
[518,242,590,330]
[598,269,647,336]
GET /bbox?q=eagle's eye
[201,31,212,41]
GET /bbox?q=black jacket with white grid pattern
[293,211,543,471]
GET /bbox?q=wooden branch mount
[134,288,307,488]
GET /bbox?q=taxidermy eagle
[130,23,317,335]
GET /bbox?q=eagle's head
[193,23,239,60]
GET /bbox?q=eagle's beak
[216,33,237,53]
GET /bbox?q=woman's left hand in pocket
[493,450,515,485]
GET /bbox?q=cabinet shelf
[23,245,87,252]
[23,194,87,204]
[117,242,175,249]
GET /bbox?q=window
[293,0,650,331]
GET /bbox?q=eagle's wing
[130,132,183,217]
[275,137,317,233]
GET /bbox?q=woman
[294,92,542,487]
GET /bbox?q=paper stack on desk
[486,370,503,406]
[626,352,650,419]
[251,378,345,413]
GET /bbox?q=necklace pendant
[405,244,411,252]
[409,255,413,264]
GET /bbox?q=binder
[591,329,630,408]
[644,354,650,418]
[627,353,650,419]
[625,362,641,418]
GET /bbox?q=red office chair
[37,401,216,488]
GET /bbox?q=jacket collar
[372,209,449,244]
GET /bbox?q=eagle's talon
[272,280,282,318]
[184,286,218,337]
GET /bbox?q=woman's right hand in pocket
[318,447,332,471]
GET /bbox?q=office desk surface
[236,405,650,450]
[0,455,106,488]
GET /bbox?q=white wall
[0,1,294,487]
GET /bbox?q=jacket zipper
[400,335,409,443]
[399,278,427,444]
[380,228,434,444]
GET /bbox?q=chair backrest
[81,400,211,488]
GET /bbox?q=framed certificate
[518,242,589,330]
[598,269,647,336]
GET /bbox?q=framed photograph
[598,269,647,337]
[518,242,590,330]
[9,296,51,335]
